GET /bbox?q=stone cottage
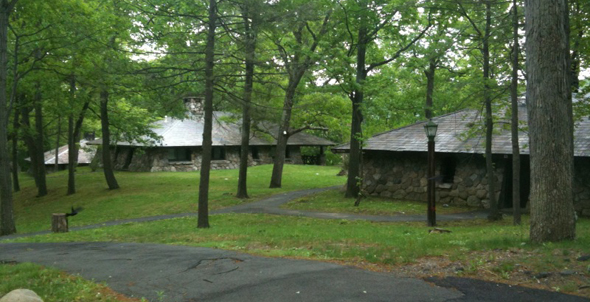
[333,101,590,216]
[89,98,335,172]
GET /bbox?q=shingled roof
[27,139,97,165]
[89,112,335,148]
[333,102,590,157]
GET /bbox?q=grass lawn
[12,164,343,234]
[283,190,473,215]
[0,262,144,302]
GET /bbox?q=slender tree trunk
[198,0,217,228]
[269,86,296,188]
[510,0,521,225]
[0,0,16,235]
[100,90,119,190]
[525,0,575,242]
[33,83,47,196]
[66,77,89,195]
[424,58,436,119]
[11,109,19,192]
[345,5,367,199]
[237,4,256,199]
[54,114,61,172]
[483,0,500,221]
[21,102,40,187]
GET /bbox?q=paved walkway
[0,186,487,240]
[1,242,587,302]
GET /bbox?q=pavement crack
[214,266,239,275]
[183,257,244,272]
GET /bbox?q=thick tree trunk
[525,0,575,242]
[510,0,521,225]
[483,1,500,221]
[100,90,119,190]
[0,0,16,235]
[424,58,436,119]
[33,84,47,196]
[345,8,367,199]
[237,5,256,199]
[198,0,217,228]
[11,109,19,192]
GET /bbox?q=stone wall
[362,151,504,209]
[109,145,302,172]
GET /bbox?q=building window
[168,148,192,162]
[285,147,291,159]
[251,147,259,159]
[212,147,226,160]
[440,156,457,183]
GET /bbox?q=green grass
[13,165,343,233]
[283,190,473,215]
[9,213,590,268]
[0,262,143,302]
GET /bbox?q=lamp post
[424,119,438,227]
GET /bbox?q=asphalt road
[1,242,588,302]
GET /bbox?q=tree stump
[51,213,68,233]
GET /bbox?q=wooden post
[51,213,68,233]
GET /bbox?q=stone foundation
[361,151,590,216]
[110,145,302,172]
[362,151,504,209]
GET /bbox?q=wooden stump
[51,213,68,233]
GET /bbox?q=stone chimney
[184,97,204,118]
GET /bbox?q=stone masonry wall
[362,151,503,209]
[110,145,302,172]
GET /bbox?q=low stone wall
[362,151,503,209]
[109,145,302,172]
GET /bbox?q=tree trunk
[0,0,16,235]
[483,0,500,221]
[33,83,47,196]
[424,58,436,119]
[345,5,367,199]
[198,0,217,229]
[67,77,89,195]
[100,90,119,190]
[510,0,521,225]
[11,109,19,192]
[269,86,296,189]
[21,102,40,188]
[237,4,256,199]
[525,0,575,242]
[54,114,61,172]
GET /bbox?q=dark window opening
[168,148,192,162]
[251,147,259,159]
[440,156,457,183]
[212,147,226,160]
[285,147,291,159]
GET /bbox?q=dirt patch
[330,248,590,298]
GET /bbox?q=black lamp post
[424,119,438,227]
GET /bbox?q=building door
[499,155,530,209]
